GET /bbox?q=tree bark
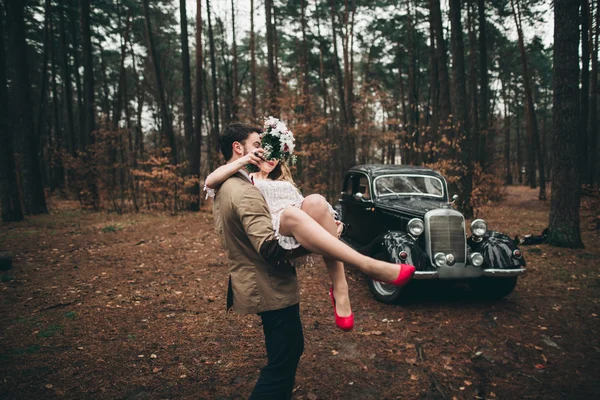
[330,0,348,125]
[511,0,546,199]
[0,0,23,221]
[502,80,512,185]
[36,0,51,146]
[250,0,257,121]
[407,0,419,164]
[477,0,489,167]
[231,0,239,120]
[581,0,590,184]
[180,0,194,149]
[142,0,177,164]
[265,0,279,116]
[467,1,479,162]
[428,8,439,134]
[59,0,76,155]
[301,0,311,120]
[6,0,48,215]
[316,8,329,118]
[79,0,95,147]
[189,0,204,211]
[430,0,451,125]
[548,0,584,248]
[68,0,83,149]
[449,0,473,217]
[590,0,599,184]
[206,0,220,169]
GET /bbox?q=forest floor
[0,186,599,400]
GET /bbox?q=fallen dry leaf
[331,350,339,355]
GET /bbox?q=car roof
[348,164,445,179]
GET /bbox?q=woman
[205,150,415,331]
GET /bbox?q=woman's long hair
[268,162,296,185]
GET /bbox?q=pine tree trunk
[6,0,48,215]
[511,0,546,199]
[231,0,238,120]
[330,0,347,125]
[36,0,51,146]
[79,0,95,147]
[180,0,194,149]
[589,0,599,184]
[548,0,584,248]
[407,0,419,164]
[449,0,473,217]
[130,36,144,160]
[68,0,83,149]
[142,0,177,164]
[477,0,489,167]
[189,0,203,211]
[265,0,279,116]
[50,20,63,191]
[316,10,329,118]
[502,81,512,185]
[581,0,590,184]
[467,1,479,163]
[59,0,76,155]
[0,1,23,221]
[206,0,220,169]
[428,9,439,134]
[301,0,311,120]
[430,0,451,124]
[250,0,257,121]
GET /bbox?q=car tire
[366,252,407,304]
[470,276,518,299]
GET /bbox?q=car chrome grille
[425,210,466,266]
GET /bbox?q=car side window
[343,175,353,196]
[355,175,371,199]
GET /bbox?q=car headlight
[470,252,484,267]
[434,252,447,267]
[470,219,488,238]
[407,218,424,237]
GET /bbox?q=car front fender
[383,231,433,272]
[468,231,526,270]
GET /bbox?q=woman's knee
[281,207,304,227]
[302,194,328,215]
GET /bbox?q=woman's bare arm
[205,150,264,189]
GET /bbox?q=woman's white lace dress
[253,179,336,250]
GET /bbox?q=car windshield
[373,175,444,198]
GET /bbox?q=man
[212,122,307,399]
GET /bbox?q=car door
[343,173,377,245]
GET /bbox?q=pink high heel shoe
[329,286,354,331]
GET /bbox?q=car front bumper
[413,267,526,280]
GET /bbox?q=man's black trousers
[249,303,304,399]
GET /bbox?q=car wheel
[470,276,518,299]
[366,252,405,304]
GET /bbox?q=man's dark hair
[218,122,263,161]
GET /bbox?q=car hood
[375,197,449,216]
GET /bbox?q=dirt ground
[1,186,599,400]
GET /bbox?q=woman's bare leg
[300,195,351,317]
[279,205,402,283]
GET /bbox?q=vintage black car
[337,164,526,303]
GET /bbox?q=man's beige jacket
[213,172,302,314]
